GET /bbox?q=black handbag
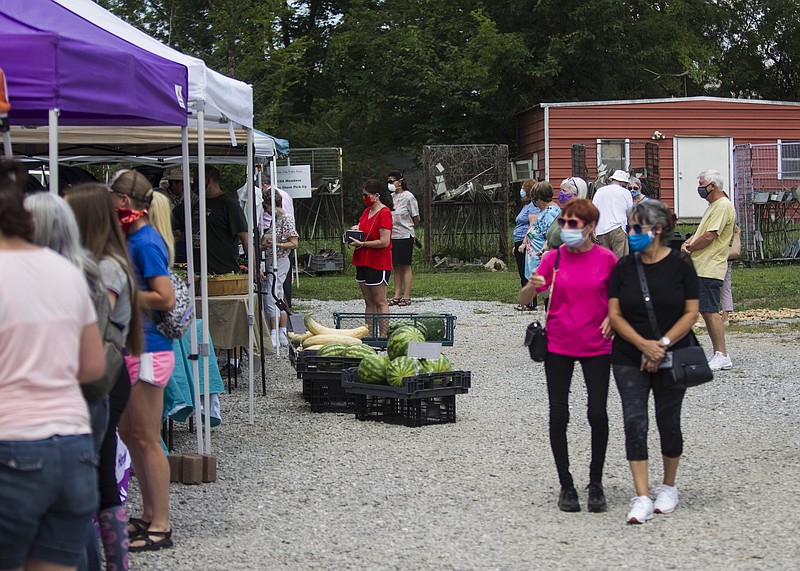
[634,253,713,389]
[523,249,560,362]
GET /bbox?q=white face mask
[388,182,396,192]
[519,189,527,200]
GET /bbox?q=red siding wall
[517,98,800,206]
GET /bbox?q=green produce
[431,354,453,373]
[417,312,447,341]
[386,319,415,337]
[358,354,390,384]
[387,326,425,360]
[417,358,435,373]
[344,344,377,359]
[316,344,347,358]
[386,356,421,387]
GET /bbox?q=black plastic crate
[303,372,355,412]
[332,313,457,347]
[289,345,375,377]
[353,394,456,427]
[341,367,471,398]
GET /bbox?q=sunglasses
[556,218,585,229]
[629,223,652,235]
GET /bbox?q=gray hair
[23,192,101,283]
[698,169,724,191]
[559,176,588,199]
[630,199,674,237]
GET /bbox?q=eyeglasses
[629,223,652,235]
[556,218,585,229]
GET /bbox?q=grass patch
[295,262,800,310]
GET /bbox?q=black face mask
[697,185,711,199]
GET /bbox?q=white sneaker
[627,496,654,524]
[270,331,279,348]
[653,484,679,514]
[708,351,733,371]
[279,331,289,347]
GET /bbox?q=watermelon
[387,327,425,360]
[386,319,415,337]
[344,344,376,359]
[417,312,447,341]
[386,356,421,387]
[358,354,390,384]
[417,358,435,373]
[431,354,452,373]
[316,343,348,369]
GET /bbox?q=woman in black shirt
[608,200,699,524]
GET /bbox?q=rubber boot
[99,506,129,571]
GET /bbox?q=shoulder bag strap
[544,247,561,325]
[633,252,662,339]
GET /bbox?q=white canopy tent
[43,1,278,455]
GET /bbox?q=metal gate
[733,143,800,261]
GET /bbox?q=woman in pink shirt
[0,161,106,570]
[520,199,617,514]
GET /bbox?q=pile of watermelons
[358,322,453,387]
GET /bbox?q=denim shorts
[698,277,724,313]
[0,434,98,569]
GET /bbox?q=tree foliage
[98,0,800,182]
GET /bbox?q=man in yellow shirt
[682,169,736,371]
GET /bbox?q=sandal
[387,298,401,306]
[127,517,151,539]
[397,298,411,307]
[129,529,173,553]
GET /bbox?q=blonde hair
[148,192,174,268]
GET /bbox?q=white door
[674,136,733,218]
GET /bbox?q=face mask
[388,183,395,192]
[628,230,654,252]
[697,185,710,199]
[557,190,574,204]
[560,228,587,247]
[362,195,373,206]
[116,207,147,234]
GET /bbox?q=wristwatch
[659,336,671,347]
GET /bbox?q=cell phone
[343,230,364,244]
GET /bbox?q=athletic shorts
[124,351,175,388]
[355,266,391,286]
[698,277,724,314]
[391,237,414,266]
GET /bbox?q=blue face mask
[519,189,527,200]
[558,190,574,204]
[697,185,710,199]
[628,230,654,252]
[560,228,587,248]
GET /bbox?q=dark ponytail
[364,178,393,210]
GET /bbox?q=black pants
[98,365,131,508]
[545,353,610,487]
[514,240,536,308]
[282,252,294,308]
[613,364,686,461]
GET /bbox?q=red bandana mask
[116,208,147,234]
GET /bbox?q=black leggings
[514,240,536,308]
[98,365,131,508]
[613,364,686,461]
[544,353,610,487]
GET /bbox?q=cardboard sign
[406,342,442,360]
[288,314,306,333]
[276,165,312,199]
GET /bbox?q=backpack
[155,271,194,340]
[82,273,126,401]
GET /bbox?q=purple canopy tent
[0,0,187,189]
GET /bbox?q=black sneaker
[586,482,608,513]
[558,485,581,512]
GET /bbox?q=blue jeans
[0,434,98,569]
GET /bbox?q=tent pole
[246,128,255,424]
[196,106,212,455]
[182,124,203,454]
[256,168,267,397]
[270,161,279,359]
[48,108,59,194]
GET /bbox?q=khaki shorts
[596,227,629,258]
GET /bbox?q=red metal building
[515,97,800,218]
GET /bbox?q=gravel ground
[129,297,800,571]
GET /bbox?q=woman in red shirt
[349,179,394,334]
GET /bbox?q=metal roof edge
[539,96,800,108]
